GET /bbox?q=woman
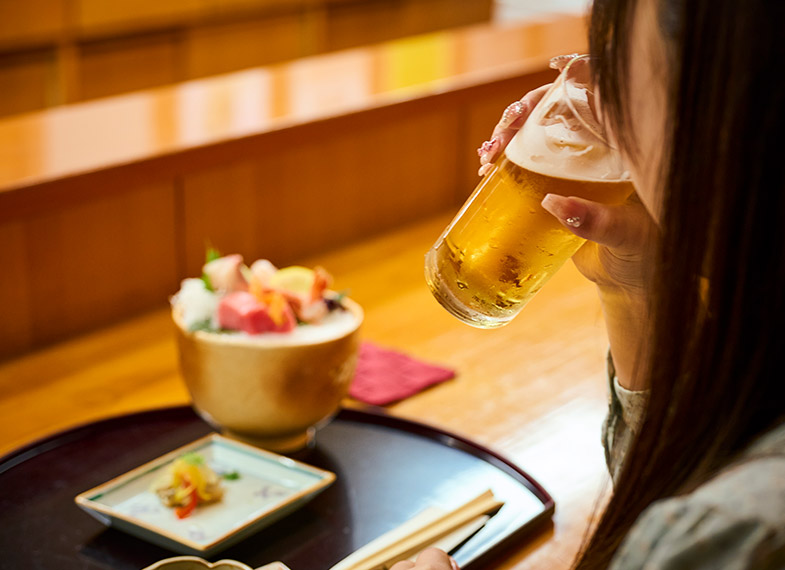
[395,0,785,567]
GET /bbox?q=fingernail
[479,152,491,165]
[541,193,558,211]
[499,100,527,128]
[478,163,493,177]
[476,138,497,156]
[541,193,583,227]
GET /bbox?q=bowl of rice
[171,253,362,452]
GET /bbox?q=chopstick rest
[329,489,504,570]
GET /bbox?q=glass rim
[560,54,611,146]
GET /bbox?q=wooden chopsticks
[329,489,504,570]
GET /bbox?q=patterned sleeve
[608,456,785,569]
[602,351,649,483]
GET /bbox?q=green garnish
[181,452,205,465]
[187,320,234,334]
[222,471,241,480]
[333,290,349,303]
[188,319,218,333]
[205,246,222,264]
[201,245,222,291]
[325,290,350,312]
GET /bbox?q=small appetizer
[152,453,225,519]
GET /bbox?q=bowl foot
[222,427,316,454]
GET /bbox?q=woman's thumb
[540,193,650,253]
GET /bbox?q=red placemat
[349,342,456,405]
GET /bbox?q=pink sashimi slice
[217,291,295,334]
[204,254,249,293]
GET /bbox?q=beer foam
[505,81,628,181]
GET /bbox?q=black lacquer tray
[0,407,554,569]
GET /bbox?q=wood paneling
[211,0,306,17]
[0,180,180,357]
[323,0,403,51]
[0,15,587,357]
[0,0,495,116]
[0,0,68,47]
[75,0,205,35]
[0,49,57,116]
[534,16,588,57]
[181,105,460,276]
[183,13,304,79]
[0,221,33,357]
[181,160,259,272]
[324,0,492,52]
[76,32,179,100]
[398,0,492,36]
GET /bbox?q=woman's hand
[540,193,655,293]
[389,548,459,570]
[541,192,656,391]
[478,88,655,294]
[477,84,552,176]
[477,53,578,176]
[479,68,659,390]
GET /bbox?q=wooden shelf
[0,0,494,116]
[0,14,587,358]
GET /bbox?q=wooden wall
[0,0,492,116]
[0,69,555,360]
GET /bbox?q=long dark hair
[576,0,785,567]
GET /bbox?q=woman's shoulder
[689,420,785,525]
[610,422,785,570]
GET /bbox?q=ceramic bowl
[173,298,362,452]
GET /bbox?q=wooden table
[0,212,611,569]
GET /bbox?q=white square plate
[75,434,335,556]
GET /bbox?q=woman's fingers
[477,54,582,175]
[540,193,657,290]
[540,194,652,253]
[477,84,552,175]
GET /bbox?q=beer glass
[424,55,633,328]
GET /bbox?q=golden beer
[425,155,633,328]
[425,54,632,328]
